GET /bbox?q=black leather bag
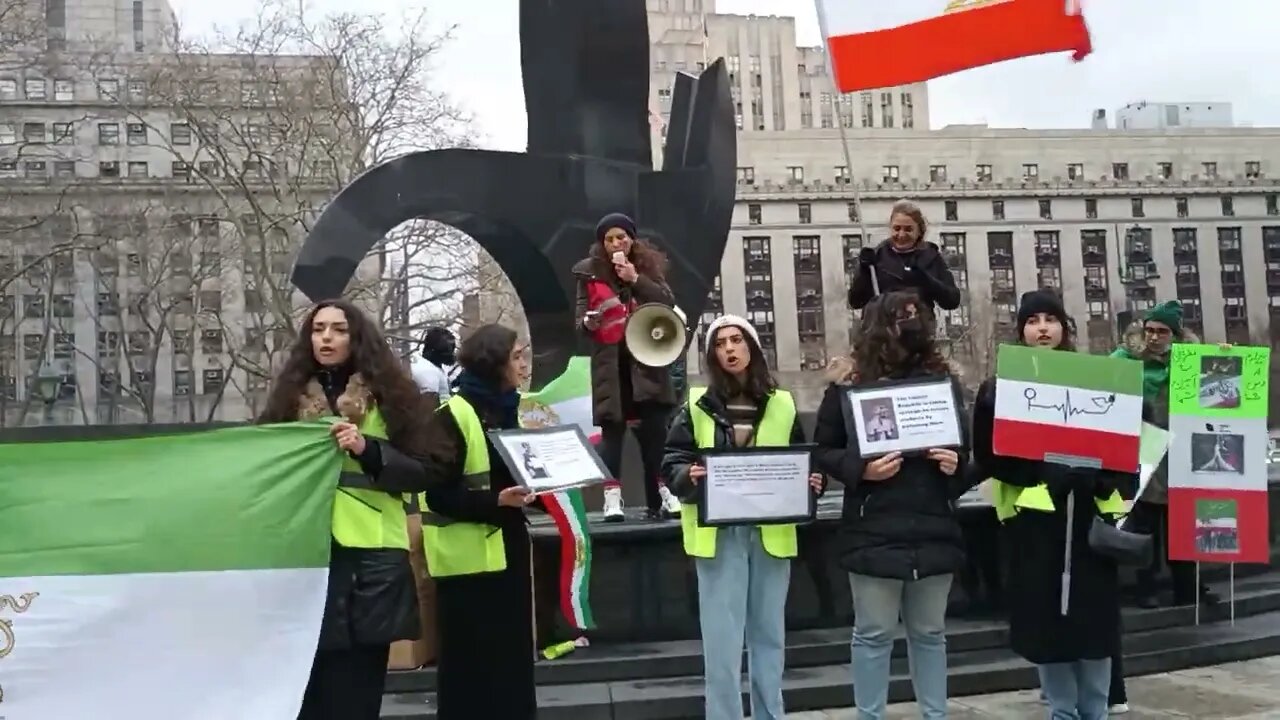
[1089,514,1153,566]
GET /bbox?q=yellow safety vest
[332,406,410,550]
[681,387,801,559]
[420,395,508,578]
[991,477,1127,522]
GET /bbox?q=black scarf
[454,370,520,429]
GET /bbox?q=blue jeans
[1038,658,1111,720]
[695,525,792,720]
[849,573,952,720]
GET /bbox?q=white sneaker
[659,485,682,518]
[1109,703,1130,714]
[602,486,625,522]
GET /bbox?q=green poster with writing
[1168,343,1270,419]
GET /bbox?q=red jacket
[584,279,635,345]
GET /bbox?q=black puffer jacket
[848,240,961,315]
[813,375,974,580]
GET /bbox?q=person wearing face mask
[411,326,457,403]
[813,291,972,720]
[661,314,824,720]
[970,290,1133,720]
[573,212,681,521]
[1110,301,1220,611]
[256,298,433,720]
[419,324,540,719]
[848,199,962,317]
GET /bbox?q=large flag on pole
[815,0,1093,93]
[520,356,597,631]
[0,422,342,718]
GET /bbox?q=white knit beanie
[703,314,761,354]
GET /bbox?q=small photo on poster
[859,398,900,443]
[1199,355,1243,409]
[518,441,551,480]
[1190,428,1245,475]
[1194,498,1240,554]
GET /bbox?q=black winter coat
[848,240,961,314]
[321,433,428,651]
[660,389,820,504]
[971,378,1132,665]
[813,376,973,581]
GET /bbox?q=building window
[747,204,761,225]
[24,161,46,178]
[992,200,1004,220]
[202,369,225,395]
[1085,198,1098,219]
[0,123,14,144]
[976,164,993,182]
[1038,199,1052,220]
[53,78,73,101]
[1112,162,1129,180]
[53,160,74,177]
[126,123,146,145]
[171,123,192,146]
[1176,197,1189,218]
[98,123,119,145]
[882,165,899,183]
[171,161,190,178]
[1246,161,1262,179]
[22,122,45,143]
[834,166,850,184]
[1067,163,1084,181]
[1158,162,1173,179]
[1131,198,1145,218]
[1221,196,1234,216]
[0,79,16,99]
[127,79,147,102]
[787,166,803,183]
[944,200,958,222]
[96,78,119,99]
[99,161,120,178]
[1267,194,1278,216]
[879,91,894,128]
[901,92,914,129]
[1202,161,1218,178]
[797,203,812,224]
[24,78,45,99]
[1022,163,1039,180]
[52,122,72,144]
[127,161,148,178]
[930,165,947,183]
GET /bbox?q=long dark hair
[844,291,949,383]
[589,237,669,283]
[456,324,518,389]
[704,324,777,402]
[257,298,427,455]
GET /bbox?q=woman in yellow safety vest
[257,298,433,720]
[420,324,538,720]
[970,289,1134,720]
[660,314,824,720]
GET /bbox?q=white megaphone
[624,303,688,368]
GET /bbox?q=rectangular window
[98,123,119,145]
[24,78,45,99]
[53,78,73,101]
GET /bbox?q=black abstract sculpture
[290,0,737,386]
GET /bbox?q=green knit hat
[1143,300,1183,333]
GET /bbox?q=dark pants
[297,644,391,719]
[598,401,670,512]
[1129,500,1199,603]
[1109,638,1127,705]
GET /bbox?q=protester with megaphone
[661,314,824,720]
[572,212,682,521]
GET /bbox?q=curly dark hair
[704,324,777,402]
[256,298,428,456]
[590,236,669,283]
[848,291,949,383]
[457,324,518,388]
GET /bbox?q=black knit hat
[1016,289,1072,338]
[595,213,637,244]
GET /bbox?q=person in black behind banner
[848,199,961,317]
[256,298,432,720]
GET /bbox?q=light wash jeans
[1037,658,1111,720]
[695,525,792,720]
[849,573,953,720]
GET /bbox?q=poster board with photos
[696,445,817,528]
[488,425,610,495]
[1166,343,1272,564]
[843,375,965,459]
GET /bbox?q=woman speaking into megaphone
[572,212,682,522]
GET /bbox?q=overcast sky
[171,0,1280,151]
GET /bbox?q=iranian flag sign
[0,422,341,718]
[994,345,1144,472]
[815,0,1093,94]
[519,356,597,631]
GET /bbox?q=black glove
[858,246,876,268]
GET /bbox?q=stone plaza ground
[791,656,1280,718]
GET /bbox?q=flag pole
[813,0,876,294]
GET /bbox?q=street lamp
[33,367,61,424]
